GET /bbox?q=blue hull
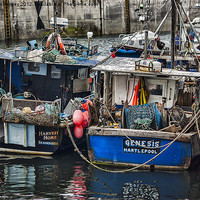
[88,130,192,170]
[110,48,142,58]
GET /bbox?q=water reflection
[61,165,87,199]
[1,153,200,199]
[0,153,88,199]
[87,167,190,199]
[3,165,35,199]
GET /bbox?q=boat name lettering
[39,131,58,136]
[38,141,58,146]
[43,135,57,140]
[123,138,161,154]
[124,139,160,148]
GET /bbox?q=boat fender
[117,49,135,54]
[111,52,116,58]
[35,105,45,113]
[73,110,84,125]
[57,34,67,55]
[82,112,89,127]
[83,110,89,118]
[82,99,93,111]
[74,125,83,138]
[22,107,31,114]
[46,33,55,49]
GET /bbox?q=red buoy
[82,99,93,111]
[74,125,83,138]
[111,52,116,58]
[83,111,89,118]
[73,110,84,125]
[82,112,89,127]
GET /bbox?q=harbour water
[0,152,200,199]
[0,35,200,199]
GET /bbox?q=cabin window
[128,41,134,46]
[23,63,47,76]
[51,65,61,79]
[139,40,144,45]
[148,84,163,96]
[28,63,40,72]
[78,68,88,79]
[122,40,127,45]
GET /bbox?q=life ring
[46,32,55,49]
[57,34,67,55]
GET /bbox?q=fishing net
[2,98,61,126]
[169,106,189,129]
[125,103,163,130]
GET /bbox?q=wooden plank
[87,127,194,142]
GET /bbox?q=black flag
[35,1,45,29]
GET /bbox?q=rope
[141,0,169,31]
[65,108,200,173]
[174,0,199,61]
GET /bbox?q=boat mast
[53,1,58,34]
[144,0,150,59]
[171,0,177,69]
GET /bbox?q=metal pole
[144,30,148,59]
[53,1,57,34]
[171,0,176,69]
[9,60,14,93]
[180,2,200,45]
[155,7,171,35]
[145,0,150,30]
[88,38,90,56]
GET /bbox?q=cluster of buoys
[73,99,93,139]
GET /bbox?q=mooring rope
[65,108,200,173]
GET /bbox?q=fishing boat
[85,0,200,170]
[86,55,200,170]
[110,0,170,58]
[0,0,108,155]
[110,30,166,58]
[0,26,106,155]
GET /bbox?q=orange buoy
[82,112,88,127]
[89,77,92,84]
[73,110,84,125]
[83,111,89,118]
[82,99,93,111]
[46,33,54,49]
[74,125,83,139]
[57,34,67,55]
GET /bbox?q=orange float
[82,112,89,127]
[73,110,84,125]
[46,32,54,49]
[57,34,67,55]
[74,125,83,139]
[82,99,93,111]
[83,111,89,118]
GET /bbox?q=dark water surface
[0,152,200,199]
[0,35,200,199]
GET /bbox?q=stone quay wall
[0,0,199,40]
